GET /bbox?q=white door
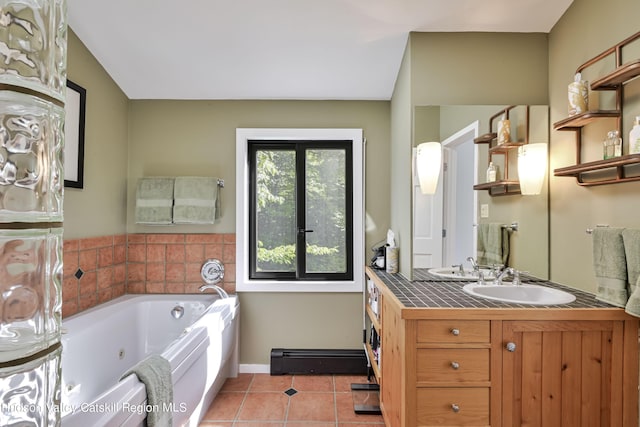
[412,147,444,268]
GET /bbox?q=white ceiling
[67,0,573,101]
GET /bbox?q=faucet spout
[496,267,521,286]
[199,284,229,299]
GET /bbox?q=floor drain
[284,388,297,396]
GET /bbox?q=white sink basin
[462,282,576,305]
[429,267,496,280]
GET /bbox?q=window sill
[237,279,362,293]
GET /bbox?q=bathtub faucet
[199,283,229,299]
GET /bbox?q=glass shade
[416,142,442,195]
[518,143,547,195]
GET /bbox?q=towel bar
[586,224,610,234]
[501,222,518,232]
[217,179,225,188]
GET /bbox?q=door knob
[506,342,516,352]
[450,328,460,336]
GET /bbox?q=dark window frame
[248,139,353,281]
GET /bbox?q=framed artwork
[64,80,86,188]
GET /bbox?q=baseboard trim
[239,363,270,374]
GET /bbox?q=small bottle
[603,130,622,159]
[486,162,497,182]
[629,116,640,155]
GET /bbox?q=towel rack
[502,222,518,232]
[217,179,225,188]
[586,224,609,234]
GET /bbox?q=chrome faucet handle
[451,264,465,276]
[512,270,521,286]
[477,270,486,286]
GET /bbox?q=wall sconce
[416,142,442,195]
[518,143,547,195]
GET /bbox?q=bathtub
[60,294,239,427]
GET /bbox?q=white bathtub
[60,294,239,427]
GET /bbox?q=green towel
[477,223,509,267]
[622,229,640,295]
[173,177,219,224]
[121,354,173,427]
[135,177,174,225]
[592,227,627,307]
[625,275,640,318]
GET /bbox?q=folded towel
[173,177,219,224]
[592,227,627,307]
[476,223,509,267]
[121,355,173,427]
[622,229,640,295]
[626,275,640,318]
[135,177,174,225]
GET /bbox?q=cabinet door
[502,320,623,427]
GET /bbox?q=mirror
[412,105,549,279]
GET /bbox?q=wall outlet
[480,204,489,218]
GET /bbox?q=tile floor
[199,373,386,426]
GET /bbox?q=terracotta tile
[337,423,386,427]
[128,244,146,262]
[146,244,166,262]
[97,267,113,289]
[224,263,236,282]
[186,234,222,244]
[62,277,78,300]
[222,282,236,295]
[127,234,146,244]
[287,392,335,422]
[293,375,334,392]
[79,249,98,271]
[198,423,233,427]
[147,234,184,244]
[237,392,288,421]
[334,375,372,393]
[233,423,284,427]
[114,234,126,245]
[288,423,335,427]
[78,293,97,312]
[114,264,126,284]
[114,244,126,264]
[166,263,185,282]
[127,281,145,293]
[166,244,186,262]
[98,288,114,304]
[113,283,126,297]
[186,244,205,262]
[221,374,254,392]
[249,374,293,392]
[201,391,244,421]
[63,239,80,252]
[79,235,113,250]
[222,243,236,263]
[223,234,236,244]
[98,247,113,268]
[204,244,223,260]
[335,392,384,423]
[79,271,97,295]
[146,282,165,293]
[127,263,145,281]
[63,255,79,279]
[185,282,202,293]
[62,299,78,318]
[186,263,203,282]
[146,263,165,281]
[165,282,185,294]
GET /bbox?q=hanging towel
[121,354,173,427]
[476,223,509,267]
[173,177,219,224]
[622,228,640,295]
[135,177,174,225]
[592,227,628,307]
[626,275,640,318]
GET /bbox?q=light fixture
[518,143,547,195]
[416,142,442,195]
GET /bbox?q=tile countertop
[367,267,616,310]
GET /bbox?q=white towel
[173,177,219,224]
[135,177,174,225]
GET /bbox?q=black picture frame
[64,79,86,189]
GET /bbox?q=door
[412,147,443,268]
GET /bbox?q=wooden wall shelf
[553,111,620,130]
[554,154,640,186]
[473,180,521,196]
[591,59,640,90]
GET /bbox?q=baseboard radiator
[270,348,368,375]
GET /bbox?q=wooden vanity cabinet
[366,268,639,427]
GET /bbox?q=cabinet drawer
[417,387,489,426]
[417,320,490,343]
[417,349,490,382]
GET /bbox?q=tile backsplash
[62,233,236,318]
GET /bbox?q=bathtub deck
[199,373,385,426]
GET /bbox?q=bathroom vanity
[365,266,639,427]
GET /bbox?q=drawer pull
[450,361,460,370]
[451,328,460,336]
[506,342,517,352]
[451,403,460,413]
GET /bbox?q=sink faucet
[495,267,521,286]
[466,257,479,273]
[199,283,229,299]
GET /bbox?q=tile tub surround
[62,233,236,317]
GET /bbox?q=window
[236,129,363,292]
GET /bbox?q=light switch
[480,204,489,218]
